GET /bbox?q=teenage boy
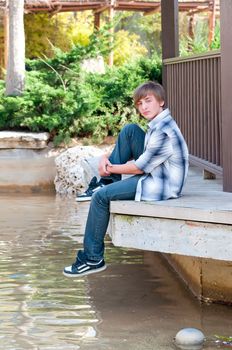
[63,81,189,277]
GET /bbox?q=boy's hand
[98,155,112,177]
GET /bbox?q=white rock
[54,145,112,194]
[80,56,105,74]
[174,328,205,350]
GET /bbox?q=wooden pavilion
[0,1,219,71]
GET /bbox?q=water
[0,194,231,350]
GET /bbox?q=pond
[0,194,231,350]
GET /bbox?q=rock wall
[0,131,61,192]
[0,131,113,194]
[0,131,50,149]
[0,147,60,192]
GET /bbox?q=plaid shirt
[134,108,189,201]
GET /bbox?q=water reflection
[0,194,231,350]
[0,195,96,349]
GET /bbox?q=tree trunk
[5,0,25,96]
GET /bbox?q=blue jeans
[77,124,145,263]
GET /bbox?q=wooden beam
[20,1,220,15]
[220,0,232,192]
[93,5,110,14]
[143,5,161,16]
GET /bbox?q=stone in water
[174,328,205,350]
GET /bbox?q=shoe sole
[63,265,107,278]
[76,186,104,202]
[75,197,92,202]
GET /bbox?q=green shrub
[0,34,162,145]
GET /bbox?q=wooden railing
[163,50,222,175]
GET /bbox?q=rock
[54,145,112,195]
[174,328,205,350]
[0,131,50,149]
[80,56,105,74]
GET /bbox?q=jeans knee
[121,123,141,136]
[92,188,108,205]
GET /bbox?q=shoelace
[85,177,99,195]
[72,257,83,269]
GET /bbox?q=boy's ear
[160,100,165,107]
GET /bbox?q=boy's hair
[133,81,165,106]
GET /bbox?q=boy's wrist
[106,164,113,173]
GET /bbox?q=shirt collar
[147,108,171,130]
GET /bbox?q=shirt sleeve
[135,130,173,173]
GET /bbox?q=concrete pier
[109,166,232,303]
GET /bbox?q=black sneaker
[63,257,106,277]
[76,176,104,202]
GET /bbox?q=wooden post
[161,0,179,60]
[188,14,195,51]
[188,15,195,40]
[220,0,232,192]
[108,0,114,67]
[208,0,216,46]
[161,0,179,90]
[94,12,100,30]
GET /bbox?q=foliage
[24,11,149,68]
[25,13,70,58]
[210,20,220,50]
[179,14,220,56]
[113,30,147,66]
[24,12,95,58]
[68,12,94,47]
[0,27,162,145]
[115,12,162,56]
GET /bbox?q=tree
[24,11,94,59]
[5,0,25,96]
[113,30,147,66]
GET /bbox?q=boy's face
[136,94,164,121]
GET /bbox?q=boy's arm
[99,130,172,177]
[99,153,143,177]
[106,162,144,175]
